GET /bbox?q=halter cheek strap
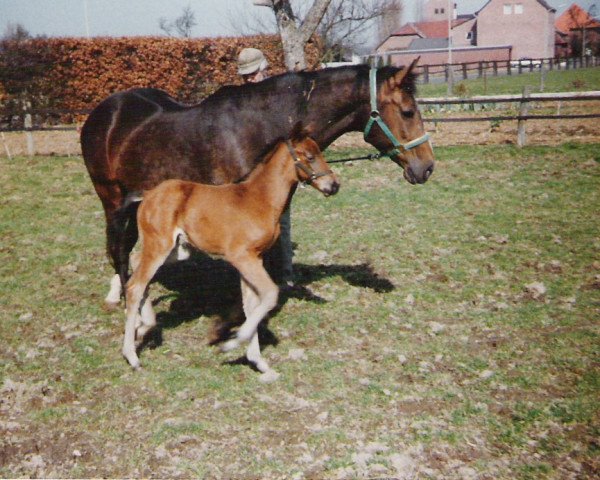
[363,68,430,158]
[285,140,333,185]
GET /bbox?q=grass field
[1,144,599,478]
[418,66,600,97]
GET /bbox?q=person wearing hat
[237,47,269,83]
[237,47,295,286]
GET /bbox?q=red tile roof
[555,3,600,34]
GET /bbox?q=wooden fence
[420,90,600,146]
[367,55,600,84]
[1,91,599,156]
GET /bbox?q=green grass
[1,144,599,478]
[418,66,600,97]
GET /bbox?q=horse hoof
[221,339,240,353]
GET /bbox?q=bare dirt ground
[1,116,599,158]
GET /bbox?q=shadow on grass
[139,252,395,360]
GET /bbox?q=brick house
[476,0,556,59]
[376,0,555,65]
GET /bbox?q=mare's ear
[387,56,420,90]
[289,121,313,144]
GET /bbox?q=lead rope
[326,152,384,164]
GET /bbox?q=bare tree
[318,0,403,60]
[265,0,333,71]
[376,0,403,47]
[159,5,197,38]
[249,1,403,68]
[2,23,31,42]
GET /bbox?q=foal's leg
[127,250,157,341]
[135,299,157,342]
[222,256,279,352]
[238,279,271,374]
[123,238,173,369]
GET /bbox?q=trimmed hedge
[0,35,322,115]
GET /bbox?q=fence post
[540,60,547,92]
[1,132,12,160]
[478,61,483,77]
[517,85,531,147]
[483,68,488,95]
[462,63,467,80]
[507,60,512,75]
[493,61,498,76]
[423,65,429,84]
[24,111,35,157]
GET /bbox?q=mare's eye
[401,109,415,119]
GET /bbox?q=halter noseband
[285,140,333,185]
[363,68,430,159]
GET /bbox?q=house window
[466,31,473,40]
[515,3,523,14]
[435,8,439,13]
[503,4,512,14]
[441,8,445,13]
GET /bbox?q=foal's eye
[401,109,415,119]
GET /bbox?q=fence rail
[419,90,600,104]
[420,90,600,146]
[367,55,600,84]
[1,91,599,154]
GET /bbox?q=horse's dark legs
[118,216,139,292]
[104,211,124,306]
[106,196,141,306]
[92,181,129,307]
[264,206,294,287]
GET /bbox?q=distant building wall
[477,0,555,58]
[385,45,512,69]
[423,0,456,22]
[452,18,476,47]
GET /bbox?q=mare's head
[288,124,340,197]
[364,59,435,185]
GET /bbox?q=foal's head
[288,126,340,197]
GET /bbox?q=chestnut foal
[122,131,340,378]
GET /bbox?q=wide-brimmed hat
[237,48,268,75]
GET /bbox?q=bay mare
[80,61,435,305]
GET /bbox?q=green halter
[363,68,430,158]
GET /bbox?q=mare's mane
[208,64,418,104]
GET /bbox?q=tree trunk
[270,0,332,71]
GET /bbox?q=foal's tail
[111,192,144,290]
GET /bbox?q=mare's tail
[111,192,144,291]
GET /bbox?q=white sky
[0,1,588,40]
